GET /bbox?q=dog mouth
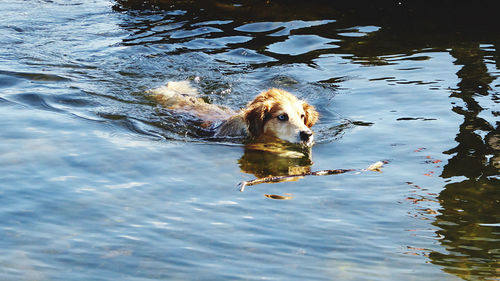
[251,134,314,147]
[298,132,314,146]
[282,134,314,146]
[297,139,314,148]
[301,137,314,147]
[284,135,314,147]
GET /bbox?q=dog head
[243,88,319,146]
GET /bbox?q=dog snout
[299,130,313,142]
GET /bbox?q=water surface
[1,1,499,280]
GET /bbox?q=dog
[149,81,319,146]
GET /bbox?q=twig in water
[238,161,387,192]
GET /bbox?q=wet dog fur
[150,81,319,145]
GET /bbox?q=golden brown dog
[150,81,319,145]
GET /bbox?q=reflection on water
[240,140,313,178]
[1,0,499,280]
[430,44,500,280]
[432,179,500,279]
[358,27,499,281]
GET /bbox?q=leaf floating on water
[366,161,385,172]
[264,194,294,200]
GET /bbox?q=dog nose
[300,130,313,142]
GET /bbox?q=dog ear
[244,101,271,137]
[303,102,319,128]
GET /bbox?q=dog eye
[277,114,289,121]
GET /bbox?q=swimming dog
[150,81,319,146]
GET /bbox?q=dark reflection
[443,46,499,179]
[338,5,500,278]
[429,45,500,280]
[239,139,313,178]
[113,0,500,67]
[431,178,500,279]
[113,0,343,67]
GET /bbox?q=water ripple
[235,20,335,36]
[1,1,499,280]
[0,70,71,82]
[267,35,339,56]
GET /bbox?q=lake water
[1,1,499,280]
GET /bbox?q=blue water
[1,1,498,280]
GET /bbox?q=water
[1,1,499,280]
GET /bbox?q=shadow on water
[111,1,500,279]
